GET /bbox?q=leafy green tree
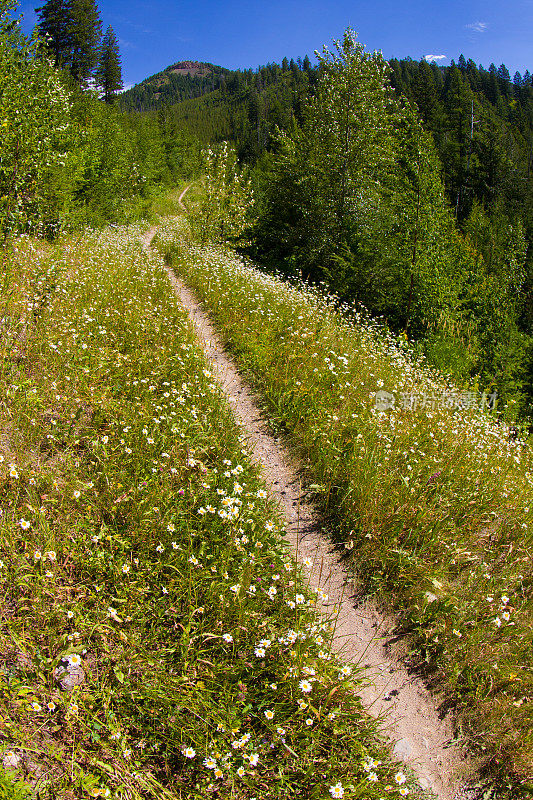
[192,142,254,243]
[262,29,402,282]
[0,0,72,239]
[96,25,123,102]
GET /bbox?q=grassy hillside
[156,216,533,797]
[0,225,411,799]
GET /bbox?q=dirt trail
[178,185,190,211]
[143,224,473,800]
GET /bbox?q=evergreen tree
[498,63,510,82]
[36,0,102,85]
[69,0,102,86]
[412,59,441,129]
[96,25,122,102]
[35,0,72,68]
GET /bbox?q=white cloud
[118,84,134,93]
[466,21,488,33]
[424,54,446,62]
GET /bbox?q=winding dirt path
[178,185,190,211]
[143,223,473,800]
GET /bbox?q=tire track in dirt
[143,223,474,800]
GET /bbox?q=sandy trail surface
[143,223,473,800]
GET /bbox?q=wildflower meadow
[155,216,533,796]
[0,225,412,798]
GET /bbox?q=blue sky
[18,0,533,88]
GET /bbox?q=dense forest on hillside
[125,43,533,422]
[119,61,232,111]
[119,57,317,158]
[120,54,533,229]
[121,54,533,264]
[125,47,533,422]
[121,53,533,319]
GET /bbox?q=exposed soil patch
[143,224,475,800]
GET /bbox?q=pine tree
[497,63,510,83]
[36,0,102,86]
[69,0,102,86]
[412,59,441,129]
[96,25,122,102]
[35,0,73,68]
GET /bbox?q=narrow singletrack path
[178,185,190,211]
[143,223,473,800]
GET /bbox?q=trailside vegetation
[2,1,533,794]
[0,223,408,799]
[189,142,254,244]
[247,31,531,423]
[0,0,203,238]
[157,215,533,798]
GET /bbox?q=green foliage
[0,769,32,800]
[0,0,72,239]
[95,25,123,102]
[249,31,400,280]
[37,0,103,86]
[191,142,254,243]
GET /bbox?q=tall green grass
[155,218,533,796]
[0,228,408,799]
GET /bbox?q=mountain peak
[165,61,212,77]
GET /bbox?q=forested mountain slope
[121,53,533,274]
[122,49,533,419]
[121,55,532,224]
[119,60,233,111]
